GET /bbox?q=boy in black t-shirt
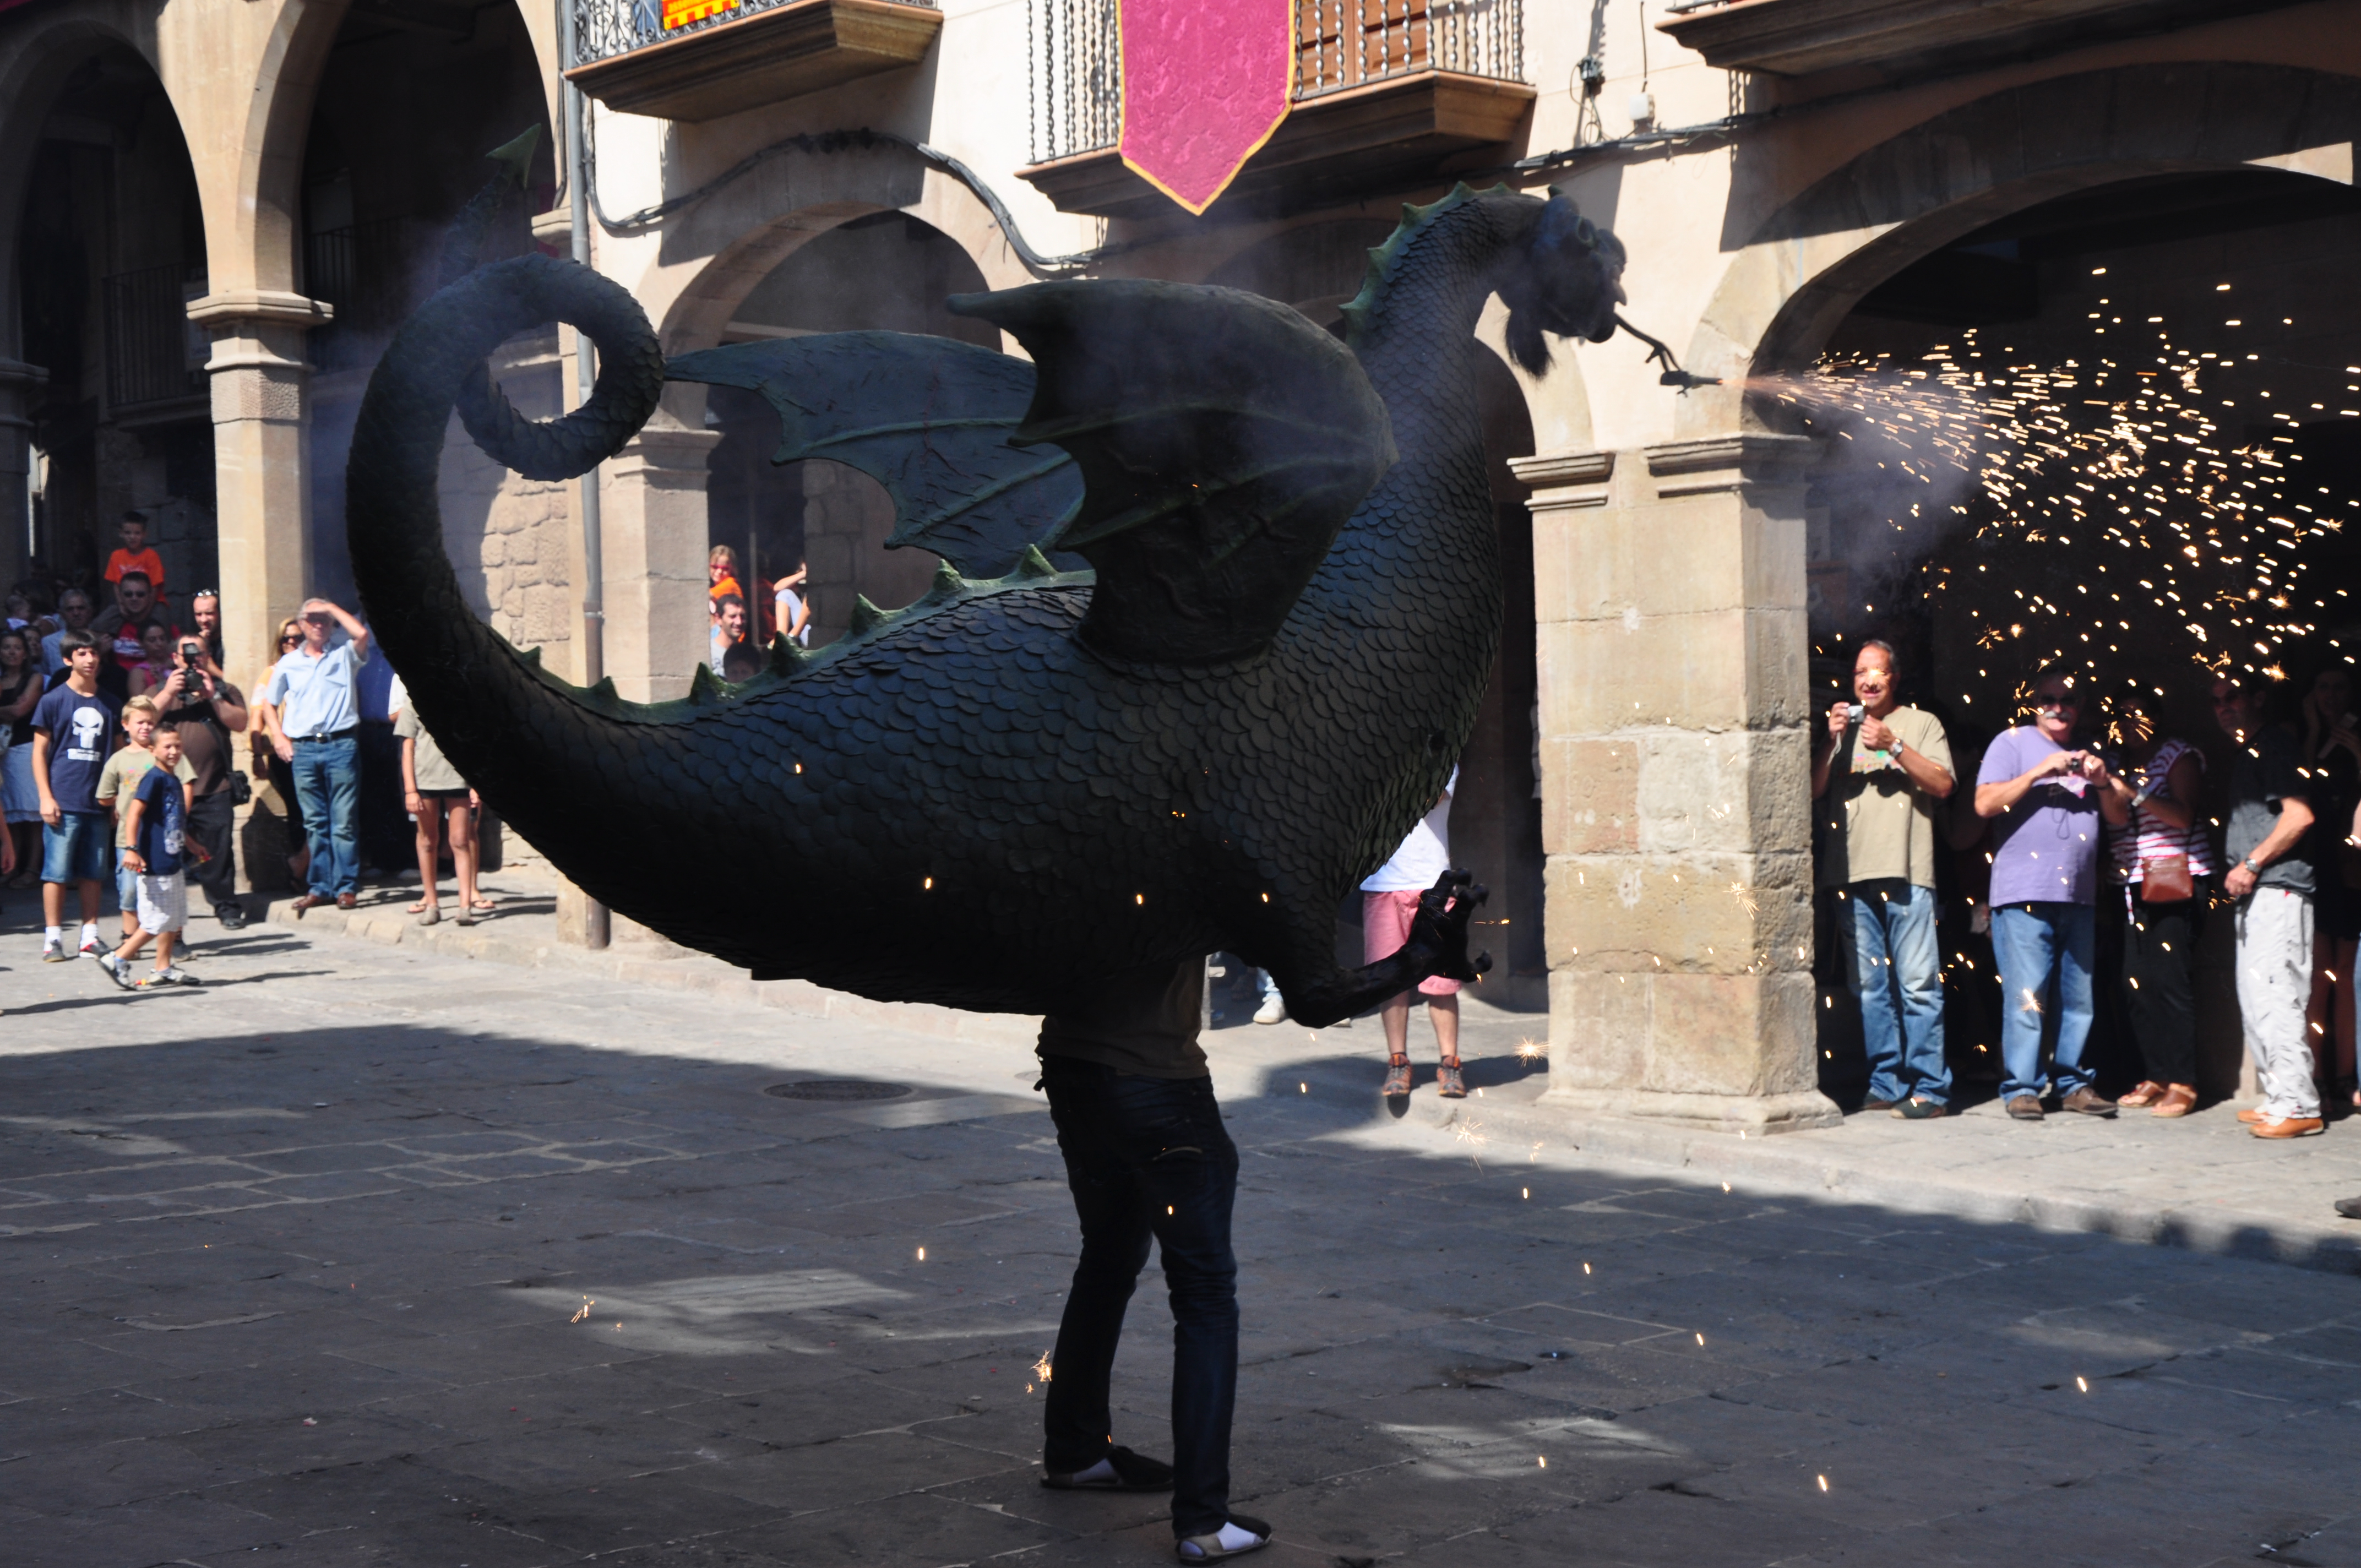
[100,728,197,990]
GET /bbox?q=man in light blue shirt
[260,598,372,911]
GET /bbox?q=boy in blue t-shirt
[31,630,116,960]
[101,728,197,990]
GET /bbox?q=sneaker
[76,931,102,957]
[1042,1445,1174,1492]
[1176,1516,1271,1562]
[1437,1059,1467,1098]
[2251,1115,2324,1139]
[1382,1057,1413,1098]
[1892,1096,1949,1119]
[1252,993,1287,1025]
[1858,1098,1898,1114]
[98,951,134,990]
[2236,1106,2268,1124]
[2060,1087,2118,1118]
[216,903,248,931]
[137,966,196,988]
[2006,1096,2045,1121]
[41,938,67,963]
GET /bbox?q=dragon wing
[949,280,1395,664]
[665,331,1088,580]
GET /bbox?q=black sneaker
[216,903,248,931]
[1043,1445,1174,1492]
[1892,1097,1949,1120]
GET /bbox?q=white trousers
[2235,888,2316,1120]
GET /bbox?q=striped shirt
[2109,738,2215,882]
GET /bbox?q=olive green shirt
[1818,705,1954,890]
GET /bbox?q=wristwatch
[2241,857,2261,875]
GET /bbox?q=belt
[293,726,359,744]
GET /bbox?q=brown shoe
[2252,1116,2325,1139]
[1381,1056,1412,1098]
[2118,1081,2166,1109]
[2060,1087,2118,1118]
[1437,1059,1466,1099]
[2237,1106,2268,1124]
[336,892,357,910]
[2150,1084,2197,1118]
[290,894,326,918]
[2006,1096,2045,1121]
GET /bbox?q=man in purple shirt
[1974,665,2135,1120]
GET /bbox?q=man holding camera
[1974,665,2135,1121]
[152,632,249,929]
[1813,640,1957,1118]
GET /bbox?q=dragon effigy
[346,183,1627,1026]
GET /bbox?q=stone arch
[1680,61,2361,432]
[0,7,168,356]
[644,143,1036,357]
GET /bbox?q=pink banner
[1118,0,1293,216]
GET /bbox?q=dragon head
[1498,191,1628,376]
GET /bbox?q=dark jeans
[1040,1056,1239,1538]
[2120,879,2211,1087]
[184,789,238,911]
[290,735,361,897]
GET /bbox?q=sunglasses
[2035,696,2079,711]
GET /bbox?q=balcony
[1656,0,2310,81]
[565,0,940,123]
[1020,0,1531,220]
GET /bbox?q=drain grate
[764,1079,913,1102]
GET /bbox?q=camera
[179,639,206,663]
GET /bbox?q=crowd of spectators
[1815,644,2361,1159]
[3,531,494,980]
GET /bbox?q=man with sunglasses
[153,625,249,929]
[261,598,372,913]
[1974,666,2135,1120]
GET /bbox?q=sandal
[1382,1055,1413,1098]
[2117,1081,2165,1109]
[2150,1083,2197,1118]
[405,900,431,915]
[1437,1057,1466,1098]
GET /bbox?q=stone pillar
[190,290,331,689]
[600,411,720,704]
[0,358,46,592]
[1521,434,1838,1134]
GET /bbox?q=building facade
[5,0,2357,1125]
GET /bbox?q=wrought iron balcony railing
[102,264,208,410]
[1029,0,1524,167]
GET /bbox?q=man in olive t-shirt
[1812,641,1957,1116]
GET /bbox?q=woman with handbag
[2108,684,2214,1117]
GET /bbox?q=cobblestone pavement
[3,905,2360,1567]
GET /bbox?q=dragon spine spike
[766,635,809,675]
[1340,181,1503,344]
[687,663,727,704]
[849,595,891,635]
[514,644,543,669]
[1011,545,1059,580]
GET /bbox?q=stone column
[0,358,46,592]
[1521,434,1838,1134]
[599,411,720,704]
[189,290,331,689]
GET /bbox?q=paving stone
[6,897,2361,1565]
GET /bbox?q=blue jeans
[1992,902,2096,1102]
[1843,880,1950,1104]
[1040,1055,1239,1539]
[290,735,361,897]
